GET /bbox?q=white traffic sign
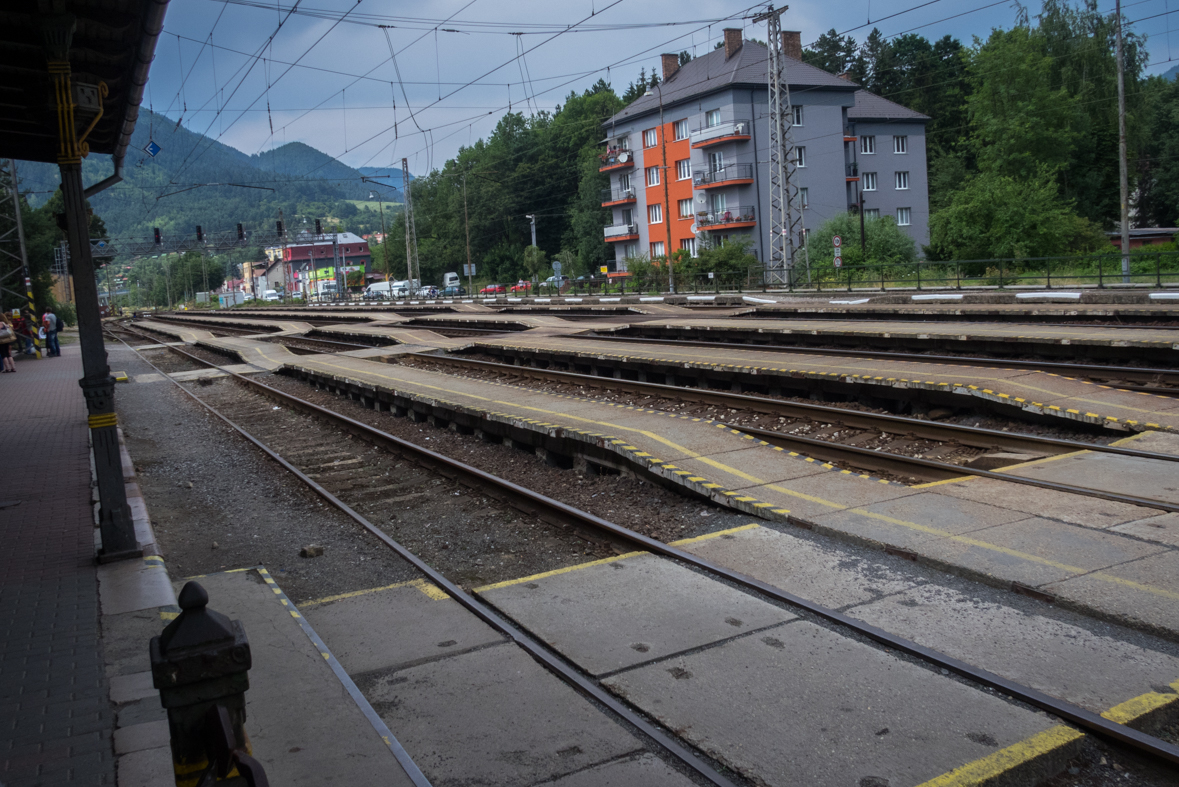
[833,246,842,258]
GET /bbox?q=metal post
[4,159,40,358]
[1116,0,1130,284]
[463,176,473,295]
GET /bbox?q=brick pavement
[0,345,115,785]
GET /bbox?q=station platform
[752,300,1179,321]
[0,345,117,785]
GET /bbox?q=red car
[480,283,506,295]
[509,281,532,293]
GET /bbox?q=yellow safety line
[669,523,761,546]
[1100,678,1179,724]
[991,450,1090,474]
[472,551,645,592]
[913,726,1084,787]
[301,578,447,607]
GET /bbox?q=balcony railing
[696,206,756,229]
[598,147,635,170]
[693,163,755,187]
[689,120,751,146]
[600,187,637,204]
[604,223,638,240]
[846,162,859,178]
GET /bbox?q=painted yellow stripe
[992,450,1089,474]
[88,413,118,428]
[669,523,760,546]
[301,578,447,607]
[473,551,646,592]
[912,725,1083,787]
[1101,678,1179,725]
[910,475,974,489]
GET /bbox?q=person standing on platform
[0,314,16,372]
[41,307,59,357]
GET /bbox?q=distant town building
[600,28,930,272]
[1108,228,1178,250]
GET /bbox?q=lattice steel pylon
[0,158,34,312]
[402,157,421,283]
[755,5,809,286]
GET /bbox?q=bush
[809,213,918,271]
[53,301,77,327]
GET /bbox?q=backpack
[56,315,64,332]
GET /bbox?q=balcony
[604,223,639,242]
[843,126,858,142]
[693,163,754,189]
[695,205,756,231]
[599,148,635,172]
[600,187,637,207]
[690,120,751,149]
[846,162,859,182]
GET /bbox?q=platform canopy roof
[0,0,168,167]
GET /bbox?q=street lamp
[645,85,675,294]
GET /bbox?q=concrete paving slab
[999,451,1179,505]
[113,720,169,755]
[301,583,505,675]
[930,477,1152,529]
[102,608,169,678]
[191,570,417,786]
[602,620,1062,787]
[813,492,1033,550]
[654,449,832,492]
[131,372,165,383]
[115,745,173,787]
[477,553,795,676]
[109,671,157,705]
[763,469,918,512]
[358,642,643,786]
[1045,551,1179,636]
[541,753,697,787]
[1116,431,1179,455]
[97,558,176,616]
[916,517,1168,588]
[1110,513,1179,546]
[849,584,1179,714]
[678,526,921,609]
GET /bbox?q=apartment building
[600,28,929,271]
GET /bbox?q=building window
[646,166,660,187]
[897,207,911,226]
[676,159,691,180]
[709,151,724,172]
[621,208,633,225]
[895,171,910,190]
[680,237,698,257]
[862,172,877,191]
[864,208,880,219]
[705,109,721,127]
[894,135,908,154]
[795,146,806,167]
[618,136,630,150]
[710,192,727,213]
[799,187,808,208]
[673,119,689,140]
[618,173,631,191]
[678,198,693,218]
[648,203,663,224]
[651,241,666,257]
[623,243,638,259]
[861,135,875,155]
[792,105,803,126]
[643,128,658,148]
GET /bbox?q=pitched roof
[848,90,930,121]
[606,40,856,126]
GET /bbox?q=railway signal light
[276,220,284,237]
[153,227,161,245]
[315,219,322,236]
[237,223,245,241]
[196,225,204,242]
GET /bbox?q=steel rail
[574,333,1179,392]
[408,353,1179,513]
[108,328,743,787]
[112,323,1179,769]
[409,353,1179,464]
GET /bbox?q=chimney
[837,72,852,81]
[661,53,680,82]
[781,31,802,60]
[723,28,742,60]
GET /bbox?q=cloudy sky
[146,0,1176,174]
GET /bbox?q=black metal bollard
[151,581,266,786]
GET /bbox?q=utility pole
[463,175,473,295]
[402,158,420,286]
[1115,0,1130,283]
[859,192,866,261]
[756,5,808,287]
[2,159,40,357]
[278,209,289,303]
[526,213,537,248]
[370,190,392,284]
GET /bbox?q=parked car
[440,285,466,297]
[544,275,570,287]
[291,292,303,300]
[262,289,280,302]
[480,283,506,295]
[509,281,532,293]
[416,286,439,298]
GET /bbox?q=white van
[364,281,393,299]
[443,272,460,288]
[262,289,280,302]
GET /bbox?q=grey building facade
[598,28,929,272]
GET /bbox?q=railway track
[400,352,1179,513]
[579,334,1179,394]
[108,323,1179,774]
